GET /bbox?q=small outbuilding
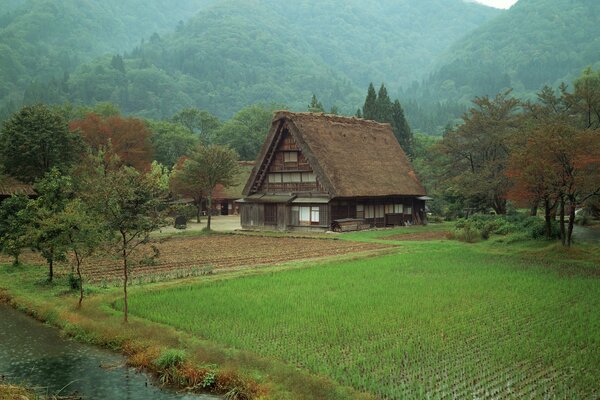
[239,111,427,231]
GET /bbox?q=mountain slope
[23,0,501,120]
[0,0,216,117]
[422,0,600,104]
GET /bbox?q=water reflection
[0,304,218,399]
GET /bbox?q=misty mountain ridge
[3,0,598,135]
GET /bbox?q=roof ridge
[273,110,391,127]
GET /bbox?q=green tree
[435,91,521,215]
[308,94,324,112]
[375,84,392,122]
[0,195,32,266]
[0,104,83,183]
[362,83,377,120]
[27,169,75,282]
[171,108,221,144]
[58,199,106,307]
[182,144,240,231]
[147,120,198,168]
[213,105,274,160]
[170,157,205,223]
[87,164,167,322]
[391,99,413,156]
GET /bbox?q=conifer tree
[391,99,413,156]
[376,83,393,122]
[362,83,377,120]
[308,94,324,113]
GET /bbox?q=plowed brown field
[1,235,385,283]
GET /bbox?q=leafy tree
[308,94,324,113]
[0,104,83,183]
[58,199,106,307]
[435,91,521,215]
[70,113,154,171]
[213,105,274,161]
[170,157,205,223]
[180,144,240,231]
[171,108,221,144]
[27,169,75,282]
[87,164,167,322]
[0,195,32,266]
[147,120,198,168]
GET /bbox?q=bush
[155,349,186,369]
[451,213,560,242]
[452,224,482,243]
[68,273,81,291]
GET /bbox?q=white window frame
[284,152,298,163]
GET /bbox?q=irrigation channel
[0,304,220,399]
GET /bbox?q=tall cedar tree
[70,113,154,172]
[362,83,413,156]
[181,144,240,231]
[0,104,83,183]
[362,83,378,120]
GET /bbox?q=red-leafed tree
[509,121,600,245]
[70,113,153,171]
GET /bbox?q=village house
[212,161,255,215]
[239,111,428,231]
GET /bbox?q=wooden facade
[240,112,428,231]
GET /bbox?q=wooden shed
[239,111,427,231]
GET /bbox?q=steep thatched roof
[245,111,425,198]
[0,175,35,197]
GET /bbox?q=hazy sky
[476,0,518,8]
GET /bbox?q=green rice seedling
[123,242,600,399]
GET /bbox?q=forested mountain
[0,0,216,118]
[0,0,501,121]
[409,0,600,131]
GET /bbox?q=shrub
[155,349,186,369]
[452,224,482,243]
[68,273,81,290]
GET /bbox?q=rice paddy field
[124,240,600,399]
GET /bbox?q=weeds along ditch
[120,242,600,399]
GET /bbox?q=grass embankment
[2,225,599,399]
[0,383,78,400]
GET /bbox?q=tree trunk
[195,199,202,223]
[544,198,553,240]
[75,251,84,308]
[13,253,19,267]
[206,195,212,231]
[122,233,129,323]
[559,198,566,246]
[567,200,576,247]
[48,258,53,282]
[492,196,507,215]
[530,201,539,216]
